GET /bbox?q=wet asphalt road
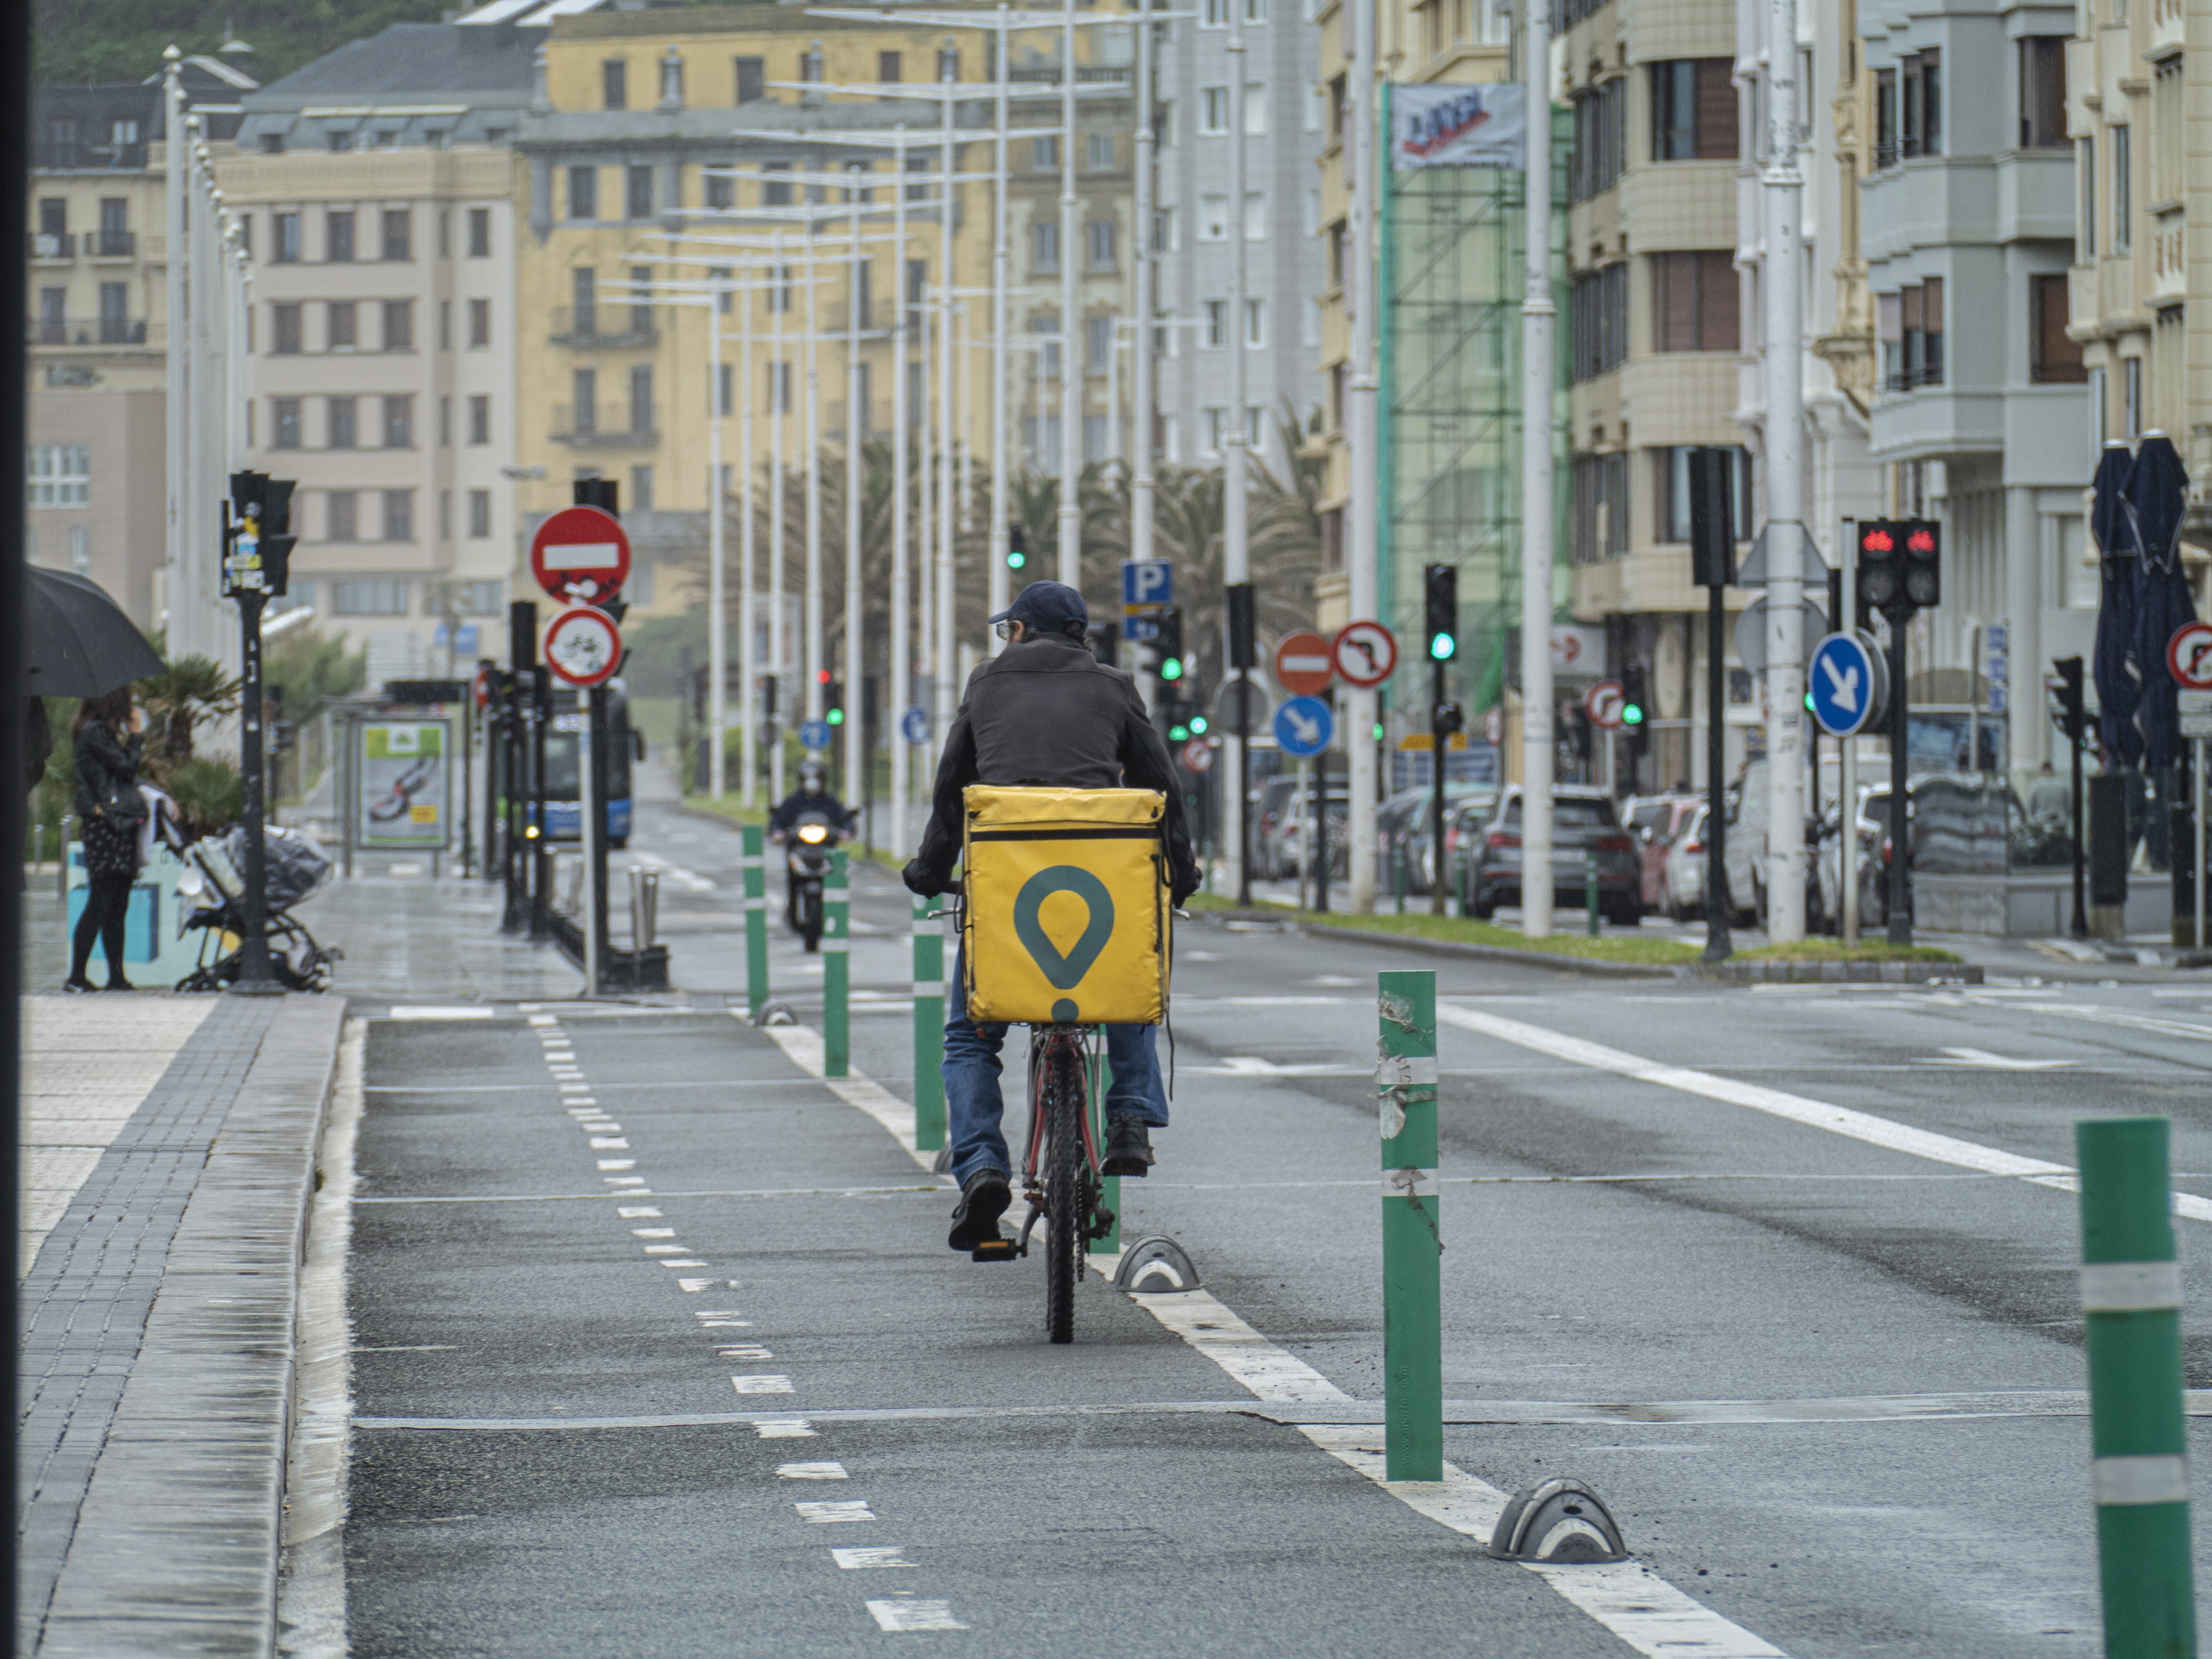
[336,798,2212,1656]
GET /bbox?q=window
[1244,191,1266,240]
[571,267,597,334]
[1203,299,1227,347]
[328,397,358,449]
[1569,78,1627,203]
[568,166,599,220]
[327,494,361,544]
[383,299,413,351]
[2112,126,2131,252]
[2153,60,2184,203]
[1875,68,1898,167]
[1569,262,1629,380]
[736,56,765,103]
[383,490,414,543]
[717,361,734,416]
[763,164,792,206]
[1246,84,1268,136]
[627,165,655,220]
[274,212,301,262]
[1087,314,1113,371]
[574,368,599,434]
[1879,277,1944,389]
[1203,406,1228,454]
[467,206,491,257]
[630,265,654,335]
[26,445,89,507]
[1203,0,1227,22]
[1201,86,1229,134]
[333,578,414,614]
[468,394,491,444]
[706,170,735,210]
[329,302,359,352]
[1088,133,1114,170]
[1651,251,1738,352]
[630,364,654,434]
[1570,452,1630,563]
[1652,446,1751,543]
[2123,355,2143,435]
[1032,134,1060,170]
[1900,49,1941,157]
[438,299,451,350]
[382,209,411,260]
[326,210,355,262]
[1086,219,1117,269]
[1032,220,1060,271]
[272,302,302,355]
[879,50,902,82]
[2081,136,2097,257]
[327,129,349,154]
[383,396,413,448]
[273,397,302,449]
[467,297,490,347]
[1649,60,1736,161]
[2031,274,2085,383]
[603,59,628,111]
[1244,297,1265,347]
[1154,206,1177,251]
[467,490,493,539]
[438,395,451,446]
[799,48,823,85]
[1199,195,1229,241]
[769,361,792,411]
[936,46,959,80]
[2019,38,2067,150]
[625,465,654,513]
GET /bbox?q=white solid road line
[1921,1047,2074,1071]
[1433,1004,2212,1226]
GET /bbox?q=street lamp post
[1221,0,1251,900]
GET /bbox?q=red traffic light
[816,669,832,685]
[1906,528,1936,554]
[1861,528,1895,554]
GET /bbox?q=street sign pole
[1688,448,1733,963]
[1887,622,1911,948]
[1840,520,1858,947]
[580,686,602,995]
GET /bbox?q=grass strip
[1185,892,1703,965]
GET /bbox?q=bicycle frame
[1012,1023,1107,1250]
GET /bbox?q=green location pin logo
[1012,867,1116,1023]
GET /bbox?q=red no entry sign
[1273,631,1335,695]
[544,605,624,688]
[530,506,631,605]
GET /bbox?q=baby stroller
[175,827,341,992]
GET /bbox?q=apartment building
[27,56,252,630]
[223,23,534,687]
[1152,0,1328,470]
[1853,0,2090,781]
[2068,0,2212,567]
[510,4,1130,627]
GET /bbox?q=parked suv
[1461,786,1642,925]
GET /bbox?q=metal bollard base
[1488,1478,1630,1563]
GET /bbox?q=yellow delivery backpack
[960,785,1170,1026]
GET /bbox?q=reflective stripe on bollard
[2076,1115,2197,1659]
[1377,968,1441,1482]
[742,823,768,1022]
[913,896,946,1151]
[824,849,849,1079]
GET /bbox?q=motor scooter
[780,810,838,951]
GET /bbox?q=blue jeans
[943,947,1167,1186]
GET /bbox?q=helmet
[799,761,826,793]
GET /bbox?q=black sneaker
[1101,1120,1155,1178]
[947,1168,1012,1251]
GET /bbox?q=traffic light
[1424,563,1458,661]
[1006,521,1027,571]
[2048,655,2087,745]
[1687,448,1735,588]
[1857,519,1941,622]
[824,675,845,726]
[1903,520,1941,608]
[226,471,298,598]
[1088,623,1118,667]
[1154,607,1184,682]
[1189,713,1210,736]
[1434,700,1464,736]
[1621,664,1649,759]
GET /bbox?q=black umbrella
[24,567,168,699]
[2124,434,2198,771]
[2089,442,2141,765]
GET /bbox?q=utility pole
[1518,0,1556,937]
[1131,1,1158,577]
[844,164,866,815]
[709,267,728,800]
[1057,0,1082,587]
[1761,0,1807,942]
[990,4,1014,646]
[1222,0,1250,900]
[1345,0,1380,911]
[890,129,914,854]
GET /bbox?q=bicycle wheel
[1043,1039,1087,1345]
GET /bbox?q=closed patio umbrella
[2122,433,2197,772]
[2089,441,2141,765]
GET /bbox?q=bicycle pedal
[969,1237,1020,1263]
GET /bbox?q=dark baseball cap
[987,580,1089,632]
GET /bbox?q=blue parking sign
[1121,559,1172,610]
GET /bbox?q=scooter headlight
[797,824,828,844]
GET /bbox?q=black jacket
[909,631,1200,900]
[72,720,143,821]
[770,787,853,836]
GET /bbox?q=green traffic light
[1168,723,1190,742]
[1621,702,1644,726]
[1373,723,1384,741]
[1160,657,1183,681]
[827,709,844,726]
[1428,632,1455,661]
[1189,714,1209,735]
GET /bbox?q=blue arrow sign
[1121,558,1172,610]
[1808,632,1879,737]
[799,718,833,751]
[1273,695,1335,758]
[900,705,931,745]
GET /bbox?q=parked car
[1663,802,1711,921]
[1814,785,1889,931]
[1622,793,1700,911]
[1722,760,1826,930]
[1381,782,1494,897]
[1252,776,1303,879]
[1461,786,1642,925]
[1266,781,1348,882]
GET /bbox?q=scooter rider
[903,580,1202,1253]
[769,761,855,840]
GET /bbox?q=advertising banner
[358,721,450,849]
[1391,82,1526,170]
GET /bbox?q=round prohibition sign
[1583,680,1627,729]
[543,605,624,688]
[2168,621,2212,690]
[530,506,632,605]
[1332,621,1399,689]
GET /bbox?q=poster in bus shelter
[358,721,450,849]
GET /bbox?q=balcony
[27,316,148,347]
[549,405,658,448]
[86,229,136,260]
[29,233,74,261]
[546,306,658,349]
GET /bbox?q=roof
[34,58,258,168]
[246,23,537,103]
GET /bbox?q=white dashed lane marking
[795,1500,875,1523]
[779,1462,848,1480]
[835,1547,914,1569]
[866,1598,967,1631]
[732,1374,796,1394]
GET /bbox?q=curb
[1693,959,1983,984]
[1191,909,1680,980]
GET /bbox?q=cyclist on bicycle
[903,580,1202,1252]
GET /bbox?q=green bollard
[1585,852,1600,937]
[742,823,768,1021]
[2077,1116,2196,1659]
[913,895,946,1151]
[824,849,849,1077]
[1377,969,1441,1482]
[1394,843,1406,915]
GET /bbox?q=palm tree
[142,654,242,766]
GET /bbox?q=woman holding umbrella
[66,686,147,992]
